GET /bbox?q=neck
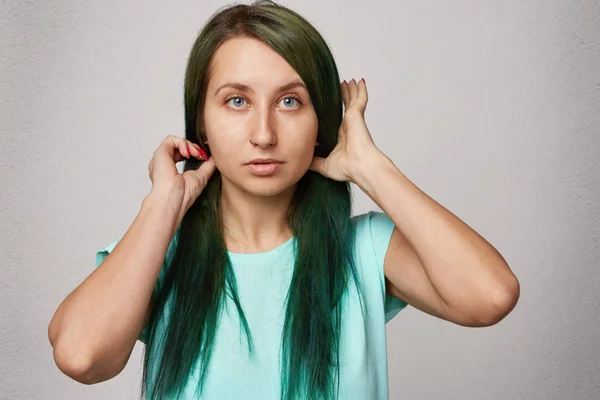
[220,178,295,254]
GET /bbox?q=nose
[249,108,277,149]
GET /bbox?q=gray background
[1,0,599,399]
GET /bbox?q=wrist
[142,189,182,221]
[145,185,183,208]
[350,148,396,192]
[141,191,183,238]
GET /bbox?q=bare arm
[48,135,215,384]
[355,152,519,327]
[48,190,181,384]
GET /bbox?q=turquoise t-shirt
[95,211,408,399]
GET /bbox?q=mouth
[245,161,282,176]
[244,158,284,165]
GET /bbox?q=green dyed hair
[141,1,366,399]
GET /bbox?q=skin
[200,36,520,326]
[201,36,318,253]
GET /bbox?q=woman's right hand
[147,135,216,218]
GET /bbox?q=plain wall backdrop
[1,0,598,399]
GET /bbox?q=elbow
[48,317,97,384]
[51,335,129,385]
[473,275,521,327]
[452,274,521,328]
[52,342,98,385]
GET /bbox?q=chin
[240,179,296,197]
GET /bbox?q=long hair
[141,2,365,399]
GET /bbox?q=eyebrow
[213,80,308,96]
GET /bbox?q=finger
[162,135,187,159]
[359,78,368,101]
[165,135,186,153]
[348,79,358,104]
[191,142,207,159]
[186,141,205,159]
[196,156,216,179]
[185,141,193,159]
[179,140,190,158]
[153,135,189,168]
[357,78,368,111]
[186,141,198,158]
[183,156,216,188]
[341,81,349,109]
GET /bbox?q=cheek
[203,110,245,152]
[290,130,318,167]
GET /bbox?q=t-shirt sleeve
[95,230,178,344]
[367,211,409,323]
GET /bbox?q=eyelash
[223,94,303,110]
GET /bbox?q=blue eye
[280,97,299,108]
[227,96,246,108]
[225,95,302,110]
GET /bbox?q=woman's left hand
[309,78,381,183]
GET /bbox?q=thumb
[309,156,327,176]
[183,156,216,189]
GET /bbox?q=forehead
[208,36,302,88]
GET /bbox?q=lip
[244,158,284,165]
[246,161,282,176]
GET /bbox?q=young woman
[48,1,520,399]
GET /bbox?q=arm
[354,149,520,327]
[309,78,519,327]
[48,190,181,384]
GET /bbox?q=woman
[48,1,520,399]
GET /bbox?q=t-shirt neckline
[227,235,295,260]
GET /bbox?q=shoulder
[351,210,395,258]
[350,210,396,279]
